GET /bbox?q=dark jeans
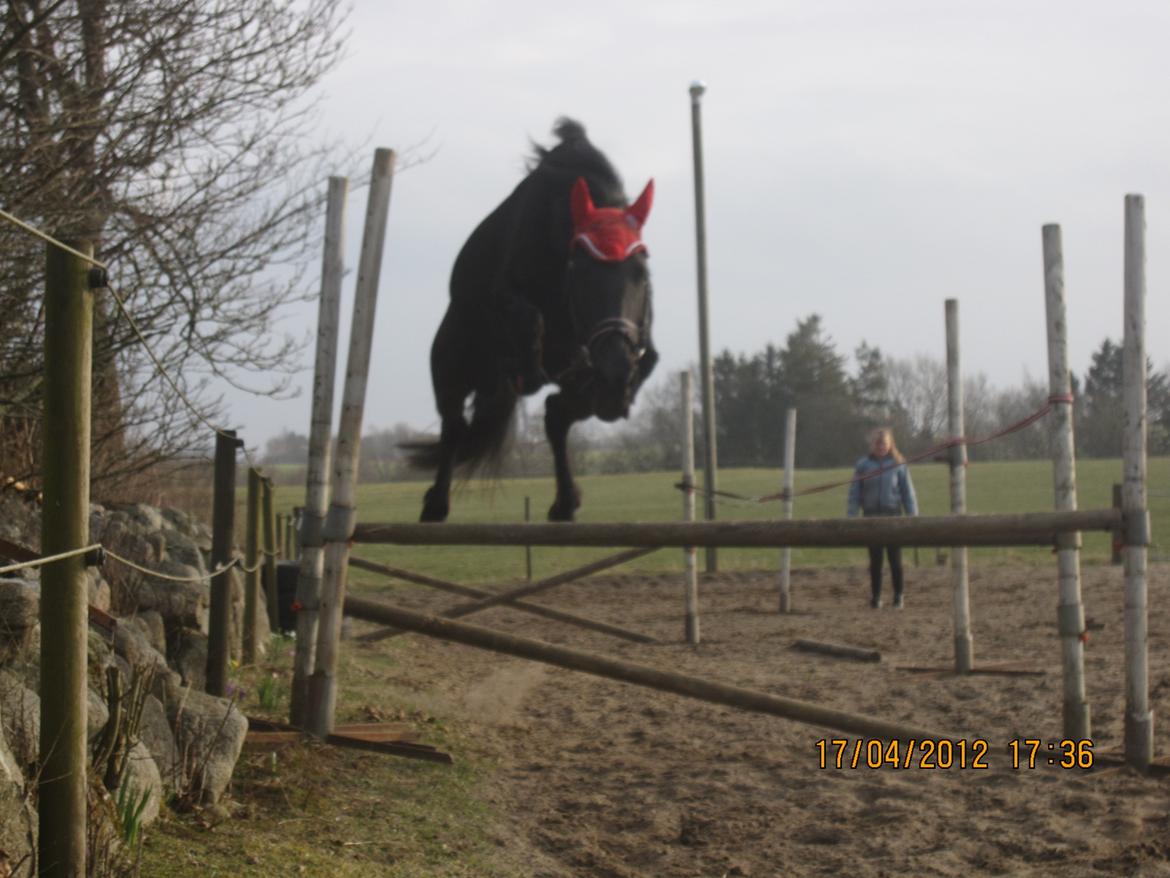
[867,545,903,601]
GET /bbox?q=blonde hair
[868,427,905,464]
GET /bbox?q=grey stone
[113,622,169,678]
[171,630,208,691]
[121,740,163,826]
[89,628,115,676]
[159,507,191,532]
[165,680,248,805]
[0,722,34,873]
[88,687,110,742]
[119,562,207,631]
[162,529,206,574]
[0,580,38,660]
[129,610,167,655]
[0,579,38,634]
[138,694,181,793]
[115,503,165,534]
[0,672,113,761]
[86,568,112,613]
[0,672,38,774]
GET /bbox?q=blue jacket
[847,455,918,517]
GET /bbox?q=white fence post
[1042,223,1091,742]
[1122,194,1152,770]
[307,151,395,736]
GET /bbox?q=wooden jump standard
[352,509,1123,549]
[343,595,958,742]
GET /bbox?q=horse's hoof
[420,488,449,522]
[547,502,575,523]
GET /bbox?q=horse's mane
[528,118,624,204]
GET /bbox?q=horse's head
[564,176,657,422]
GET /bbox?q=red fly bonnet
[569,177,654,261]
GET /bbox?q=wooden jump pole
[353,509,1122,549]
[1122,194,1153,770]
[307,149,396,737]
[793,639,881,663]
[1042,223,1091,742]
[945,299,973,673]
[276,512,285,559]
[778,407,796,613]
[206,428,242,697]
[348,556,654,644]
[39,238,95,877]
[382,548,659,638]
[343,596,958,742]
[290,175,347,727]
[243,467,262,664]
[680,370,700,644]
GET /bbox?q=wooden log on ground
[343,595,959,742]
[353,509,1122,549]
[793,639,881,663]
[348,555,654,644]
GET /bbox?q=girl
[846,428,918,608]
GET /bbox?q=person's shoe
[893,595,904,609]
[870,596,882,609]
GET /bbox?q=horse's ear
[627,179,654,229]
[570,177,595,228]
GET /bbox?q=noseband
[586,316,646,359]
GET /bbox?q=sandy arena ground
[369,560,1170,877]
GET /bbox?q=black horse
[408,118,658,522]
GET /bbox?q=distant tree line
[264,314,1169,480]
[598,314,1170,472]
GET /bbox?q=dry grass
[138,633,525,878]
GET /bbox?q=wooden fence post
[1112,483,1123,565]
[524,496,533,582]
[1042,223,1091,741]
[38,238,95,877]
[291,507,302,560]
[307,148,396,737]
[243,468,261,664]
[946,300,973,673]
[263,478,279,632]
[778,408,796,613]
[1122,194,1153,770]
[681,371,700,644]
[290,176,347,727]
[207,428,241,697]
[689,81,719,574]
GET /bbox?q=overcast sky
[223,0,1170,452]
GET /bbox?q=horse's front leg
[420,412,464,522]
[544,390,591,521]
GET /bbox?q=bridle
[585,314,647,361]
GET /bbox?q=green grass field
[259,457,1169,587]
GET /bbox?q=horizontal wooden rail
[343,595,958,742]
[353,509,1123,549]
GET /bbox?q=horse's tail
[403,383,518,476]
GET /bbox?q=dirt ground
[369,559,1170,878]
